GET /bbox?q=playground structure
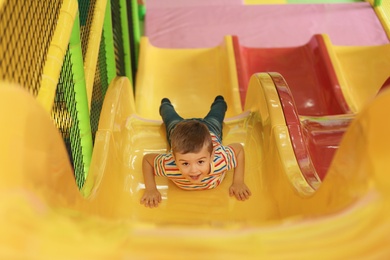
[1,0,390,258]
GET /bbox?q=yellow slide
[1,38,390,258]
[134,36,242,119]
[324,34,390,113]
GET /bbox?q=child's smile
[173,145,213,184]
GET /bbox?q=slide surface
[235,34,390,115]
[134,36,242,119]
[234,34,347,114]
[329,38,390,113]
[233,34,390,180]
[2,37,390,258]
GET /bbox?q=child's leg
[159,98,183,145]
[203,95,227,140]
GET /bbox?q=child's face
[173,144,213,184]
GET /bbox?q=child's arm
[140,153,162,208]
[228,143,251,201]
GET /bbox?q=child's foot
[159,98,172,116]
[211,95,227,112]
[161,98,171,105]
[214,95,224,102]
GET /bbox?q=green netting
[112,0,133,82]
[0,1,62,96]
[79,0,91,26]
[54,50,85,188]
[89,1,116,144]
[104,0,118,81]
[127,0,141,82]
[1,0,139,189]
[53,15,93,189]
[78,0,95,60]
[50,0,138,186]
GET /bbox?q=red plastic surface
[233,34,350,115]
[270,73,352,180]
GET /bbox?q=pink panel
[146,3,389,48]
[146,0,242,8]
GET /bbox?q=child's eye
[198,160,205,165]
[181,162,189,166]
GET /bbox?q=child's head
[170,120,214,184]
[170,120,213,155]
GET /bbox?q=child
[140,96,251,208]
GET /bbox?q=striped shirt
[153,132,237,190]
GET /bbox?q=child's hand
[229,183,251,201]
[140,189,162,208]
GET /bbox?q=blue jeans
[159,96,227,146]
